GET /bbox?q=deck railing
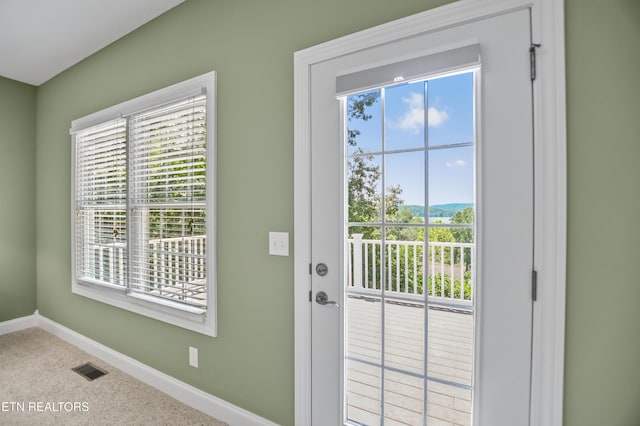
[86,242,127,287]
[87,236,206,298]
[348,234,474,306]
[147,235,207,287]
[89,233,474,307]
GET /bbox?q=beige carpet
[0,327,227,425]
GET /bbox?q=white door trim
[293,0,566,424]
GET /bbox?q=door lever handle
[315,291,339,308]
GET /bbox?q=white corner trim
[32,315,278,426]
[529,1,567,426]
[0,312,37,336]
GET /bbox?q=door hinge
[529,43,541,81]
[309,263,312,275]
[309,290,312,302]
[532,269,538,302]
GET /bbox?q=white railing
[87,236,206,296]
[89,233,473,307]
[148,235,207,288]
[348,234,474,306]
[85,242,127,286]
[146,235,207,305]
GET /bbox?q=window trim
[70,71,217,337]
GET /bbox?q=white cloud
[428,107,449,127]
[446,160,467,168]
[392,92,449,134]
[395,92,424,134]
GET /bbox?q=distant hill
[403,203,473,218]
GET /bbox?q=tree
[346,90,474,301]
[347,92,381,238]
[347,92,380,147]
[348,152,380,237]
[385,184,403,217]
[451,206,474,243]
[450,206,474,270]
[347,91,428,238]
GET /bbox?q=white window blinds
[71,71,216,335]
[74,119,128,288]
[128,95,208,308]
[73,91,211,312]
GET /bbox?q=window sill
[72,278,216,337]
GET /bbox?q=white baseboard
[0,313,36,335]
[0,312,279,426]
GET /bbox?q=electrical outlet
[189,346,198,368]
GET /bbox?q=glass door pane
[345,71,476,426]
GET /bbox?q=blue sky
[348,71,475,207]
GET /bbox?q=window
[71,72,216,336]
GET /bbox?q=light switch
[269,232,289,256]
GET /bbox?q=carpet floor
[0,327,227,425]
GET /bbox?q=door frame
[293,0,567,424]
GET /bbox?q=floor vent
[72,362,108,381]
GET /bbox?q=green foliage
[348,152,381,237]
[451,206,474,243]
[451,206,474,267]
[385,185,403,217]
[347,91,423,238]
[346,90,474,302]
[356,241,473,301]
[347,92,381,238]
[451,206,474,224]
[422,272,472,300]
[145,112,207,240]
[426,227,455,264]
[390,270,472,300]
[347,91,380,147]
[428,226,454,242]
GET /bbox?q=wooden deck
[346,296,473,426]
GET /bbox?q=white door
[309,9,533,426]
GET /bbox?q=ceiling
[0,0,185,86]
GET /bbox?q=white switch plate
[189,346,198,368]
[269,232,289,256]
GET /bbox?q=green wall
[27,0,640,425]
[34,1,451,424]
[564,1,640,425]
[0,77,36,322]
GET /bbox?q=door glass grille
[344,70,476,426]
